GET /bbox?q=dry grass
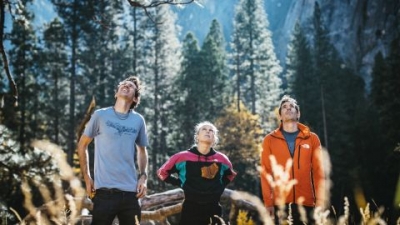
[5,142,398,225]
[16,140,86,225]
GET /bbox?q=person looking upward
[260,95,326,224]
[77,74,149,225]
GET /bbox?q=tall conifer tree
[39,18,69,147]
[311,2,367,213]
[136,5,181,189]
[51,0,93,164]
[8,1,38,152]
[171,19,229,154]
[170,32,201,152]
[80,1,125,108]
[230,0,282,132]
[123,6,148,74]
[198,19,230,120]
[311,1,330,143]
[3,2,62,220]
[370,43,400,215]
[284,22,315,127]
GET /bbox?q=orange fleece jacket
[260,122,326,208]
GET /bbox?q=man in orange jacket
[260,95,326,224]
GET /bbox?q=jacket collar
[273,122,311,139]
[189,146,216,156]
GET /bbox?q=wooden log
[140,188,184,210]
[141,202,182,221]
[24,188,261,224]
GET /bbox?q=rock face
[271,0,399,90]
[175,0,399,90]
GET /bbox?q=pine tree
[370,42,400,215]
[170,19,230,157]
[198,19,230,120]
[284,22,316,128]
[2,2,63,220]
[170,32,202,151]
[376,39,400,147]
[79,1,125,108]
[51,0,93,164]
[136,5,181,190]
[311,1,330,144]
[123,5,148,74]
[230,0,282,132]
[370,52,388,113]
[39,18,69,147]
[7,1,39,153]
[311,2,367,214]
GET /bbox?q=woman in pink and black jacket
[158,121,237,225]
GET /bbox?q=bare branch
[0,0,18,107]
[127,0,195,8]
[76,96,96,139]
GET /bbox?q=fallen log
[23,188,261,224]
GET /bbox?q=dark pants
[91,188,141,225]
[274,204,314,225]
[179,200,223,225]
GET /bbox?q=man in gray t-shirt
[77,74,149,225]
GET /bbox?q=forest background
[0,0,399,224]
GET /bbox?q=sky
[30,0,57,27]
[5,0,56,31]
[3,0,56,50]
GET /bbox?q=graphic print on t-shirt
[106,120,137,136]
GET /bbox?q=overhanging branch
[127,0,195,8]
[0,0,18,107]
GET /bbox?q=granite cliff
[175,0,399,90]
[276,0,399,90]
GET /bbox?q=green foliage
[0,125,60,223]
[230,0,282,132]
[215,101,263,193]
[370,52,387,111]
[7,3,41,152]
[168,32,201,152]
[369,40,400,212]
[50,0,95,165]
[170,22,230,152]
[38,18,70,148]
[137,5,182,192]
[199,19,230,117]
[285,21,321,147]
[371,40,400,147]
[78,1,125,108]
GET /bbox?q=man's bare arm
[137,145,148,176]
[77,135,94,195]
[136,145,148,198]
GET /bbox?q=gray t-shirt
[84,107,148,192]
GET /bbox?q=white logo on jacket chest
[301,144,310,149]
